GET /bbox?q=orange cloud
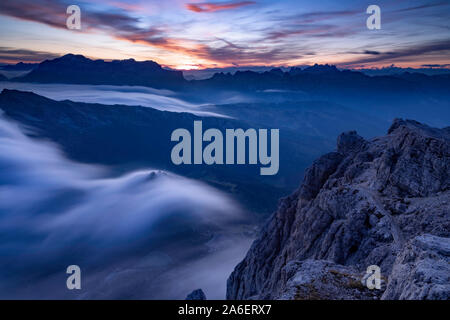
[186,1,255,13]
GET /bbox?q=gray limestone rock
[278,260,382,300]
[227,119,449,300]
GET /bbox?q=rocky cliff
[227,119,449,300]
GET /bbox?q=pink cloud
[186,1,255,13]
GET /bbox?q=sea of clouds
[0,82,227,117]
[0,114,251,299]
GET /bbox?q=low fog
[0,82,226,117]
[0,114,252,299]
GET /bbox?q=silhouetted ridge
[302,63,339,74]
[15,54,186,89]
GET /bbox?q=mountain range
[0,54,448,299]
[4,54,448,130]
[3,55,449,96]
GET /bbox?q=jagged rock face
[227,119,449,300]
[382,234,450,300]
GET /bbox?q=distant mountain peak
[13,53,186,89]
[303,63,339,73]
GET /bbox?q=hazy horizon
[2,54,450,72]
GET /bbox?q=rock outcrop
[227,119,449,300]
[186,289,207,300]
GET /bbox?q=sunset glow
[0,0,449,69]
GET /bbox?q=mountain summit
[227,119,450,300]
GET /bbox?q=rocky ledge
[227,119,449,300]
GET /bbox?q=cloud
[264,25,337,41]
[114,28,300,67]
[274,9,359,24]
[192,40,303,66]
[0,0,218,66]
[0,47,61,63]
[347,50,395,56]
[421,63,450,68]
[363,50,381,55]
[1,0,448,68]
[260,9,359,47]
[105,0,145,11]
[0,112,245,298]
[394,1,449,13]
[0,0,184,63]
[0,0,143,33]
[0,0,67,28]
[186,1,255,13]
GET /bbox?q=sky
[0,0,449,69]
